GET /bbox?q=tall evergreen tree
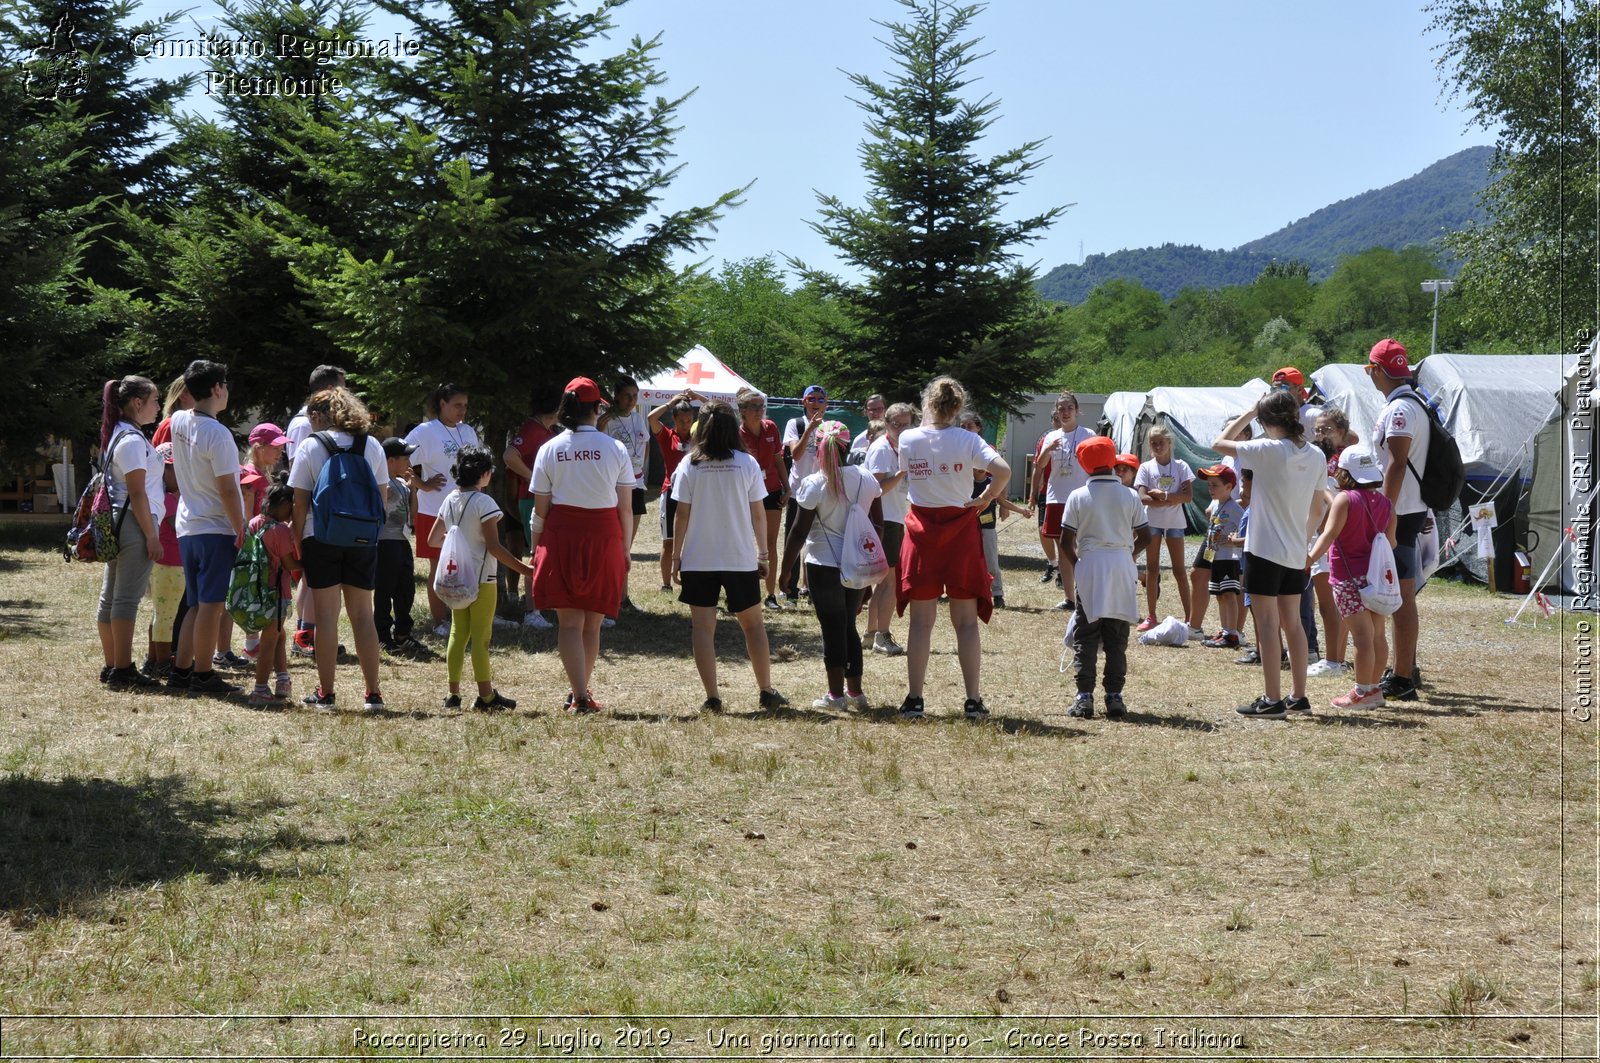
[792,0,1065,411]
[1428,0,1598,349]
[288,0,744,438]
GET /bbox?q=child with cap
[376,436,423,654]
[1061,435,1150,719]
[1308,447,1396,710]
[1113,452,1139,488]
[1196,465,1246,649]
[1135,426,1194,631]
[1272,366,1322,441]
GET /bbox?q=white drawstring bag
[433,497,482,610]
[838,474,889,590]
[1360,533,1403,615]
[1137,615,1192,646]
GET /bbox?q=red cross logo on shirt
[673,362,717,386]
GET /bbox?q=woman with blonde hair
[895,376,1010,720]
[778,419,882,710]
[288,386,390,711]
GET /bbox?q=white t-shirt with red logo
[530,426,634,509]
[1038,425,1094,504]
[897,424,999,509]
[1371,386,1432,517]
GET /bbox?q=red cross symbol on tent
[673,361,718,386]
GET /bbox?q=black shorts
[301,537,378,591]
[1208,558,1243,595]
[1193,545,1213,571]
[678,569,762,613]
[1035,491,1047,526]
[660,493,679,539]
[1393,510,1427,581]
[881,519,905,567]
[1242,551,1306,598]
[631,487,647,516]
[763,490,783,512]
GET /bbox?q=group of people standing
[88,340,1433,720]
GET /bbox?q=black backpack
[1398,390,1466,511]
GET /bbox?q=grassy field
[0,513,1594,1061]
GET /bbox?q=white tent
[1311,363,1388,446]
[1137,380,1269,455]
[636,345,761,405]
[1417,353,1576,480]
[1526,341,1598,599]
[1098,392,1146,452]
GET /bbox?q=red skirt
[897,503,992,623]
[533,504,626,617]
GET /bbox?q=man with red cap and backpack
[1366,338,1430,701]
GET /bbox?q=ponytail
[557,391,601,430]
[101,375,158,450]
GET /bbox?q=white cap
[1336,446,1383,483]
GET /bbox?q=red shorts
[532,504,626,617]
[1041,501,1067,538]
[414,512,441,560]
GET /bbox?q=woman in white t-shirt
[427,446,534,712]
[895,376,1010,721]
[288,387,390,712]
[670,402,788,712]
[95,375,165,689]
[405,383,481,633]
[862,402,914,656]
[777,419,883,711]
[529,377,635,714]
[1213,388,1328,719]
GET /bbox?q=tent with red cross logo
[636,345,762,406]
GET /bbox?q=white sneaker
[873,634,905,656]
[432,622,450,638]
[1305,658,1344,678]
[1188,624,1205,639]
[811,692,851,710]
[522,611,553,629]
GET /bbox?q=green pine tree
[792,0,1066,412]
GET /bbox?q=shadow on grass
[0,774,338,925]
[1306,712,1429,730]
[1394,691,1558,715]
[0,597,54,641]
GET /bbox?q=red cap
[1271,366,1304,387]
[1369,338,1411,378]
[1197,463,1237,487]
[564,376,611,404]
[1075,435,1117,473]
[1114,451,1140,470]
[248,422,288,447]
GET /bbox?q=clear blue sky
[143,0,1494,277]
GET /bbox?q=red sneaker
[1136,615,1157,632]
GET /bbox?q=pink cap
[249,422,288,447]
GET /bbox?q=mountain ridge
[1036,145,1493,304]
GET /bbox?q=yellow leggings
[446,583,498,686]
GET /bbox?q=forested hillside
[1036,146,1493,304]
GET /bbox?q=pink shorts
[1332,576,1366,618]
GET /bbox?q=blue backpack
[311,432,383,546]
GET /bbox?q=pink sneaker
[1136,615,1157,632]
[1331,686,1385,710]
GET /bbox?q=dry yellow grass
[0,516,1594,1060]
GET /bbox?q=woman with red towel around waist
[896,376,1011,721]
[528,377,635,714]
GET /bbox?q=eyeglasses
[889,420,912,429]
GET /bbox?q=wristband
[528,513,545,534]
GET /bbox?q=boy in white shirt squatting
[1061,436,1150,720]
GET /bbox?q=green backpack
[227,522,281,633]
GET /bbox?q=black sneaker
[1069,693,1094,719]
[701,696,723,712]
[992,595,1006,609]
[758,688,788,710]
[1283,695,1313,716]
[100,665,114,683]
[1237,695,1287,719]
[1235,647,1261,665]
[1381,675,1419,701]
[443,693,462,710]
[302,688,336,710]
[189,671,240,697]
[1104,693,1127,719]
[474,691,516,712]
[1039,564,1056,584]
[166,669,191,692]
[212,651,251,670]
[1052,599,1072,611]
[362,692,386,712]
[897,695,925,720]
[106,665,159,690]
[763,594,780,610]
[963,698,990,720]
[141,659,172,681]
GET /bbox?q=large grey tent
[1527,340,1600,599]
